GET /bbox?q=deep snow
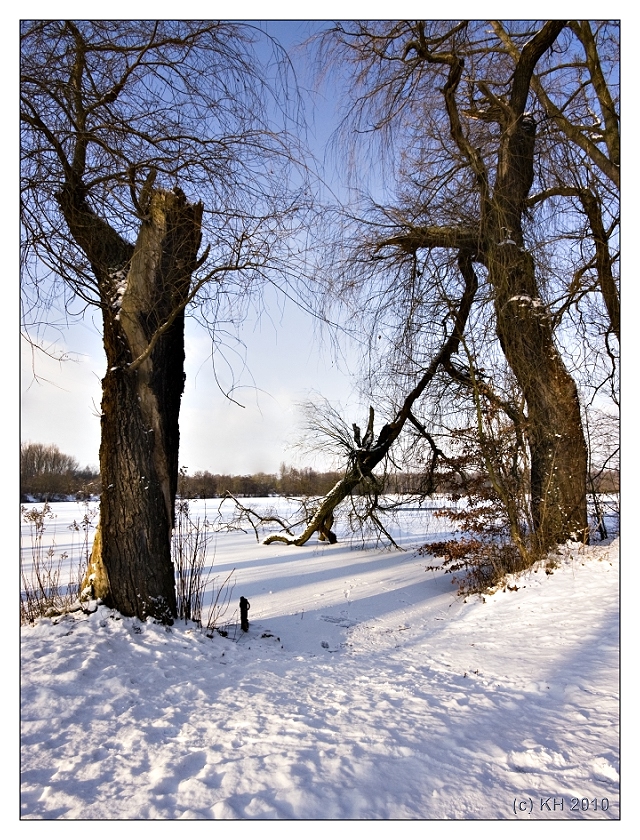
[20,499,619,819]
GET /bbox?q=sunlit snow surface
[21,499,619,819]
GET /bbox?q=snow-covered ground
[21,499,619,819]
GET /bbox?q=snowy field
[20,499,619,820]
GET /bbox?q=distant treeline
[21,442,100,501]
[179,464,619,499]
[21,444,619,502]
[178,465,342,499]
[177,464,459,499]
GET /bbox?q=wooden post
[240,596,250,632]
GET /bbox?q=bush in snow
[20,502,96,623]
[172,499,235,634]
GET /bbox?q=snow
[508,295,546,308]
[20,500,619,820]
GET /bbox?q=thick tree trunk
[488,243,589,547]
[488,116,589,548]
[80,188,203,621]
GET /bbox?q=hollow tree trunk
[487,116,588,548]
[66,187,203,621]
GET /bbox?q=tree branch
[378,224,482,256]
[509,20,566,117]
[578,189,620,342]
[570,21,619,169]
[263,249,480,547]
[491,20,619,188]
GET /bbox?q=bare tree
[306,20,619,553]
[21,21,310,621]
[21,442,79,480]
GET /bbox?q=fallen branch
[263,250,479,546]
[219,493,300,542]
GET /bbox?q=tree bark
[487,115,589,548]
[60,186,203,621]
[487,243,589,546]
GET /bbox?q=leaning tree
[299,20,618,553]
[21,20,309,621]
